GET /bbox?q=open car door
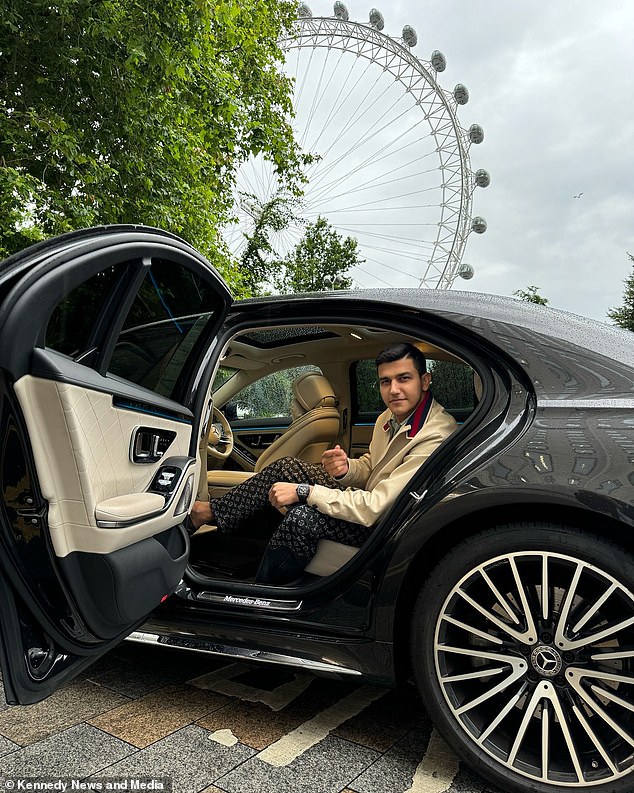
[0,226,231,703]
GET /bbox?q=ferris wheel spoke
[299,49,347,150]
[308,94,423,195]
[307,120,436,205]
[318,174,440,211]
[301,49,366,153]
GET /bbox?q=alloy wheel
[434,550,634,787]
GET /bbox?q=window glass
[108,260,222,399]
[354,358,475,416]
[45,264,124,357]
[224,365,321,421]
[355,359,384,414]
[212,366,238,390]
[428,359,475,413]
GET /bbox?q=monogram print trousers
[211,456,373,572]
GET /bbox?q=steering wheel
[207,407,234,460]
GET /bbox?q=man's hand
[190,499,214,529]
[268,482,308,509]
[322,444,349,478]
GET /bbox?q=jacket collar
[382,390,432,440]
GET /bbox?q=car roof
[239,288,633,368]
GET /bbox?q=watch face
[297,484,310,502]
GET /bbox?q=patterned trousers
[211,457,373,584]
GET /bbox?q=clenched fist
[268,482,305,509]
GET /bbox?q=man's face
[377,356,431,422]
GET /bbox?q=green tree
[513,285,549,305]
[0,0,307,289]
[274,216,363,294]
[607,253,634,332]
[238,192,299,294]
[428,360,474,410]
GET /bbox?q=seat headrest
[290,372,337,419]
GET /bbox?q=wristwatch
[296,483,310,504]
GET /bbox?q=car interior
[188,322,477,585]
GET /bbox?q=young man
[190,342,457,584]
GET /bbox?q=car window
[45,264,125,358]
[224,365,321,421]
[46,258,223,401]
[212,366,239,390]
[354,358,475,419]
[108,260,222,398]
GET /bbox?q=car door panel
[0,227,232,702]
[14,376,196,555]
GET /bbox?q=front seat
[207,371,341,498]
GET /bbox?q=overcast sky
[282,1,634,322]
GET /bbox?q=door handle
[130,427,177,463]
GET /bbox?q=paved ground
[0,642,506,793]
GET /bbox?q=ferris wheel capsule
[297,3,312,18]
[333,2,349,21]
[369,8,384,30]
[475,169,490,188]
[471,216,487,234]
[469,124,485,144]
[458,263,475,280]
[430,50,446,72]
[453,83,469,105]
[402,25,417,47]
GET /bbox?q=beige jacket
[307,395,457,527]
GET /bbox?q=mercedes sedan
[0,226,632,793]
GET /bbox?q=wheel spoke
[453,663,527,716]
[572,583,617,633]
[509,557,538,641]
[560,615,634,651]
[443,667,507,683]
[457,588,536,643]
[477,686,528,744]
[567,668,634,747]
[572,705,619,775]
[547,682,585,783]
[554,561,583,650]
[481,567,520,624]
[541,554,549,621]
[541,701,550,782]
[441,614,504,645]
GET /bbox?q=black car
[0,226,632,793]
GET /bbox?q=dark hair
[375,342,427,375]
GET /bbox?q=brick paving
[0,642,505,793]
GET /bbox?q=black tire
[411,523,634,793]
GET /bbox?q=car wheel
[411,523,634,792]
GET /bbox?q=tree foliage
[513,285,549,305]
[0,0,306,289]
[274,216,362,294]
[427,359,475,410]
[225,365,321,419]
[607,253,634,332]
[238,192,299,294]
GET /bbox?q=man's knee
[282,504,321,535]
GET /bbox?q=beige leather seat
[207,372,341,498]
